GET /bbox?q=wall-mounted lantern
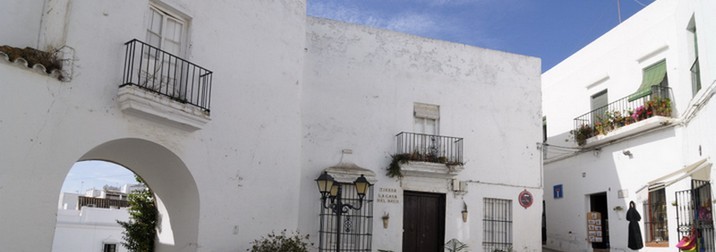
[462,202,468,223]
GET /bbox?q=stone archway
[79,138,200,252]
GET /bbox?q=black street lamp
[315,172,371,252]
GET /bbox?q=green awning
[629,60,667,101]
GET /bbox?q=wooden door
[403,191,445,252]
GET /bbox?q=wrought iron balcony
[573,86,673,145]
[121,39,213,113]
[395,132,464,165]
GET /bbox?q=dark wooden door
[402,191,445,252]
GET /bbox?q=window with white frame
[146,4,186,56]
[142,3,189,98]
[413,103,439,135]
[483,198,512,251]
[644,188,668,246]
[413,103,440,158]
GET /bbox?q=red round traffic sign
[518,189,533,209]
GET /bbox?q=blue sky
[61,161,136,193]
[307,0,653,72]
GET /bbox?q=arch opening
[52,138,199,252]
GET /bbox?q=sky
[62,0,654,193]
[307,0,654,72]
[61,160,137,193]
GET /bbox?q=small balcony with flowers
[572,85,674,147]
[118,39,213,131]
[388,132,464,179]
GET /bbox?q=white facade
[53,205,129,252]
[0,1,542,251]
[301,18,543,251]
[542,0,716,251]
[54,188,136,252]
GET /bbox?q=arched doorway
[57,138,200,252]
[54,160,138,252]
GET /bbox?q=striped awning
[629,60,667,101]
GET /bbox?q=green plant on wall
[387,153,410,178]
[649,96,672,117]
[117,176,157,252]
[247,230,312,252]
[571,124,594,146]
[387,152,465,178]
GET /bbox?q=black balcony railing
[396,132,463,165]
[572,86,673,145]
[121,39,213,113]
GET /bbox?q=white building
[542,0,715,251]
[0,1,542,251]
[54,189,132,252]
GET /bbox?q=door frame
[402,191,446,252]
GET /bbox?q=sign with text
[377,187,399,204]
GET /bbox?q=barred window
[103,243,117,252]
[318,183,373,252]
[644,188,668,246]
[483,198,512,252]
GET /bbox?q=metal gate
[675,180,714,252]
[318,183,374,252]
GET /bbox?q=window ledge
[582,116,674,147]
[400,161,463,179]
[118,85,210,131]
[645,241,669,247]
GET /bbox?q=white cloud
[307,0,505,49]
[308,2,443,38]
[307,2,373,26]
[385,12,440,37]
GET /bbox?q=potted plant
[386,154,410,178]
[572,124,594,146]
[247,230,312,252]
[650,97,672,117]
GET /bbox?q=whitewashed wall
[300,17,543,251]
[0,0,44,47]
[542,0,716,251]
[52,207,130,252]
[0,0,544,251]
[0,0,306,251]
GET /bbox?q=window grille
[483,198,512,251]
[644,188,668,244]
[675,180,714,252]
[103,243,117,252]
[318,184,373,252]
